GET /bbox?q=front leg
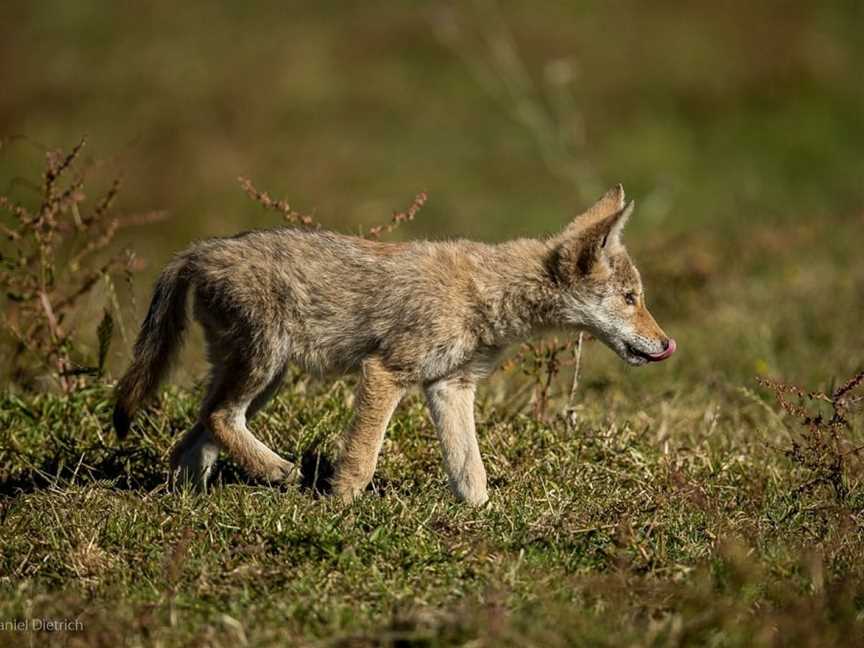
[332,356,405,503]
[424,376,488,506]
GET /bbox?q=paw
[331,477,367,504]
[261,458,298,484]
[332,485,362,505]
[168,435,219,493]
[330,462,373,504]
[450,476,489,507]
[455,487,489,507]
[170,464,211,493]
[330,468,372,504]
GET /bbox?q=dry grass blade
[568,331,584,405]
[429,0,597,196]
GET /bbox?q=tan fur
[331,356,405,501]
[425,373,486,505]
[114,186,673,504]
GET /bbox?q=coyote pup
[114,185,675,505]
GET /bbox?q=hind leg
[169,422,221,491]
[203,360,296,484]
[246,366,287,421]
[169,367,289,491]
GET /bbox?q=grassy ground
[2,374,863,646]
[2,210,864,645]
[3,1,864,646]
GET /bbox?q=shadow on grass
[0,444,167,496]
[299,447,335,496]
[0,442,340,498]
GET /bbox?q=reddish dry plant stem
[758,370,864,428]
[238,176,429,241]
[237,176,317,226]
[366,192,428,239]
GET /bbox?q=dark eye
[624,292,637,305]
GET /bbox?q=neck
[472,238,560,345]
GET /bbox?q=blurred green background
[1,0,862,388]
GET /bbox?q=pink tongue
[647,338,677,361]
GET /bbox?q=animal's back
[183,228,487,379]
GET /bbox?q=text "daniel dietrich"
[1,618,83,632]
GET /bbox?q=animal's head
[547,185,676,366]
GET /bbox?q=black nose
[661,338,670,351]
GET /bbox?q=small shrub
[0,137,155,391]
[759,370,864,502]
[502,333,587,420]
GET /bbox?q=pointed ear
[549,200,635,281]
[576,202,633,271]
[598,199,634,253]
[563,184,625,236]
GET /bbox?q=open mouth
[627,338,677,363]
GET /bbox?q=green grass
[2,364,863,646]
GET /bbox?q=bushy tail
[113,256,191,439]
